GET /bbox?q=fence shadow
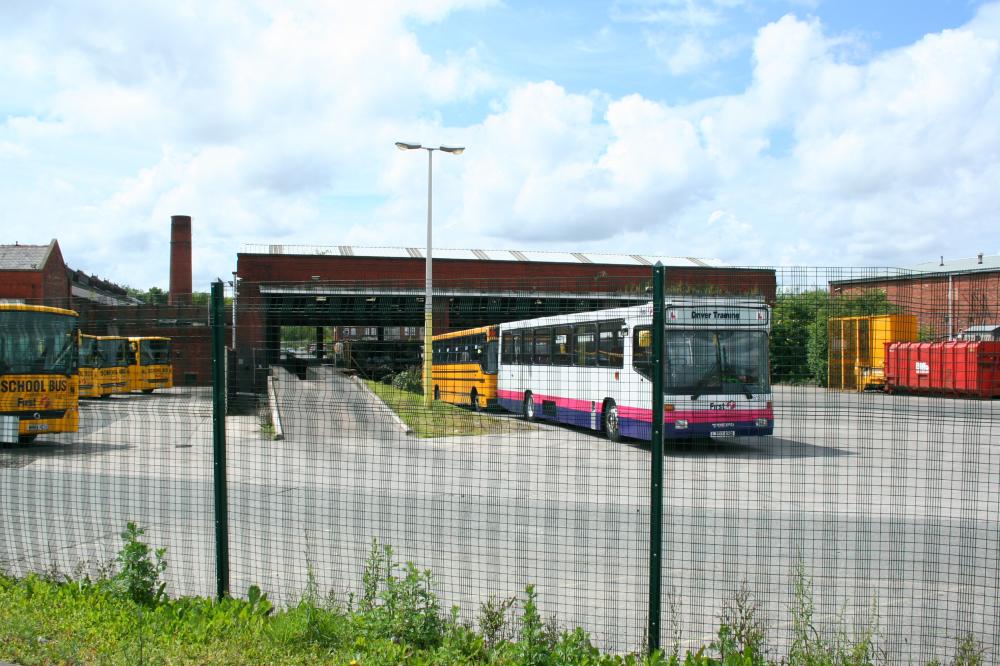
[0,441,133,468]
[621,436,854,460]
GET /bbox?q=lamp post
[395,141,465,405]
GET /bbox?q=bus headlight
[755,418,769,427]
[675,419,688,430]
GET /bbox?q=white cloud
[3,0,1000,290]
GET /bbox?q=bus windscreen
[0,311,77,375]
[634,328,770,396]
[141,340,171,364]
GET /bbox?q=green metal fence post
[648,263,665,653]
[211,279,230,599]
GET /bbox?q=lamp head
[395,141,422,151]
[439,145,465,154]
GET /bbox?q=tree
[770,289,901,386]
[771,290,829,384]
[126,286,168,305]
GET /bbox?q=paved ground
[2,375,998,661]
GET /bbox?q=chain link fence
[2,266,998,662]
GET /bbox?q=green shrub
[479,593,518,648]
[714,581,767,665]
[113,522,167,606]
[390,366,424,394]
[356,539,445,649]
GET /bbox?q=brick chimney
[169,215,192,305]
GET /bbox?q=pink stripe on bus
[498,389,771,423]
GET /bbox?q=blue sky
[2,0,999,289]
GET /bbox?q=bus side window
[574,324,597,367]
[533,327,552,365]
[484,339,499,374]
[599,320,625,368]
[512,332,522,364]
[522,330,533,366]
[552,325,572,366]
[632,326,652,380]
[501,332,513,364]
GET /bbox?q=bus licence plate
[710,430,735,438]
[26,423,50,432]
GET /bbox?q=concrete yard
[2,375,998,661]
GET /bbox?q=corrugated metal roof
[0,242,53,271]
[240,245,725,268]
[906,253,1000,273]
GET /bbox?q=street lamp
[395,141,465,405]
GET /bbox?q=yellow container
[828,314,918,390]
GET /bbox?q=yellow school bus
[80,334,131,398]
[0,304,79,444]
[127,336,173,393]
[430,325,499,410]
[97,336,131,396]
[78,333,102,398]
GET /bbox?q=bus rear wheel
[142,389,154,394]
[433,386,440,401]
[522,393,536,421]
[18,434,37,444]
[603,401,621,442]
[469,390,480,412]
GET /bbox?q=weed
[356,538,445,649]
[715,580,767,665]
[950,632,986,666]
[789,558,884,666]
[114,522,167,606]
[515,584,560,665]
[666,586,682,660]
[479,592,518,648]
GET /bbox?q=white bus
[496,297,773,441]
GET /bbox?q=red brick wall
[236,254,776,298]
[42,243,71,305]
[0,270,45,301]
[831,271,1000,339]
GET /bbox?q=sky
[2,0,999,291]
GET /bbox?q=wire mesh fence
[1,265,999,663]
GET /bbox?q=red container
[884,341,1000,398]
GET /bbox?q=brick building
[0,240,71,306]
[233,245,777,390]
[830,253,1000,340]
[1,219,221,387]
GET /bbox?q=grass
[2,530,988,666]
[364,380,535,439]
[0,534,665,666]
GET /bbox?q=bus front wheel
[522,393,535,421]
[603,401,621,442]
[18,434,37,444]
[142,389,154,394]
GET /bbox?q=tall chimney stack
[169,215,192,305]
